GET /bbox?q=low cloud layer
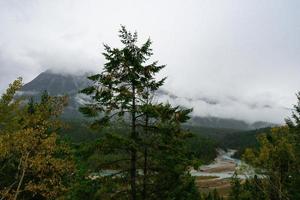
[157,90,290,123]
[1,0,299,123]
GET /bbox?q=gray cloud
[157,89,290,123]
[0,0,299,123]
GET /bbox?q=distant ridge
[187,116,277,130]
[20,70,277,130]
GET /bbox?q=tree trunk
[142,115,149,200]
[130,84,137,200]
[14,153,29,200]
[142,147,148,200]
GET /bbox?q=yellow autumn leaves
[0,78,74,200]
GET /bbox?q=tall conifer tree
[80,26,165,200]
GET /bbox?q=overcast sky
[0,0,299,123]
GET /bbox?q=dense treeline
[186,125,271,159]
[220,128,271,158]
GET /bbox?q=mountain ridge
[20,70,277,130]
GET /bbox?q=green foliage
[229,173,243,200]
[80,25,165,121]
[58,119,102,143]
[221,128,271,158]
[200,189,223,200]
[184,125,271,159]
[229,174,266,200]
[185,134,217,165]
[64,141,102,200]
[64,177,102,200]
[140,105,200,200]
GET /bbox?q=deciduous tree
[0,80,74,200]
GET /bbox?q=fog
[1,0,299,123]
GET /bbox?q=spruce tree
[80,26,165,200]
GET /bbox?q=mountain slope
[22,70,90,95]
[21,70,91,118]
[188,116,276,130]
[20,70,276,130]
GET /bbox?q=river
[91,149,246,180]
[190,149,243,179]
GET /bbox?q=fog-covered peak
[21,70,90,95]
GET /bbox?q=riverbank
[191,149,241,197]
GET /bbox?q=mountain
[21,70,91,118]
[188,116,276,130]
[21,70,90,95]
[20,70,276,130]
